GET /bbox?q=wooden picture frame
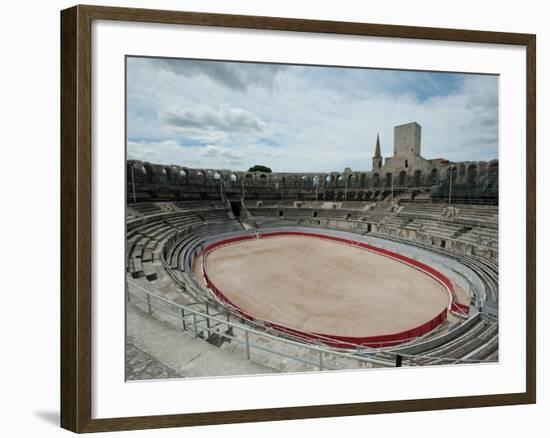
[60,4,536,433]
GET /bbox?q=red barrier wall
[201,231,467,349]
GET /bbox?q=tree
[248,165,272,173]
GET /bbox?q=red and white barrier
[201,231,468,349]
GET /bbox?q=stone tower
[372,133,383,170]
[394,122,421,157]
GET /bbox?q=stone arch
[488,161,498,188]
[414,169,422,186]
[373,173,380,187]
[245,173,253,186]
[467,164,478,185]
[194,170,206,184]
[259,174,267,184]
[428,168,438,185]
[448,167,458,193]
[385,172,392,187]
[163,166,172,182]
[143,163,155,183]
[398,170,407,186]
[458,163,466,182]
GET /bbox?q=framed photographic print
[60,4,536,433]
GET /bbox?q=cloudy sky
[126,56,498,173]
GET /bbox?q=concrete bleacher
[131,202,165,216]
[253,216,300,228]
[399,203,446,220]
[246,200,498,260]
[339,201,370,210]
[126,199,499,369]
[172,200,227,211]
[126,202,240,280]
[418,220,467,240]
[410,319,498,365]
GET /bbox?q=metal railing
[127,281,391,371]
[159,223,465,350]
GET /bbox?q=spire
[374,133,381,158]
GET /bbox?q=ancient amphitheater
[125,125,499,379]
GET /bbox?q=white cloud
[161,106,270,144]
[126,58,498,172]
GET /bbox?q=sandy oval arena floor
[196,235,451,338]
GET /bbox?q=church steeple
[374,133,381,158]
[372,133,382,170]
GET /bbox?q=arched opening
[428,169,438,185]
[312,175,319,187]
[398,170,407,186]
[373,173,380,187]
[449,166,458,181]
[230,173,238,183]
[143,164,154,183]
[259,174,267,184]
[458,164,466,182]
[214,172,221,180]
[359,173,366,188]
[385,172,392,187]
[467,164,478,185]
[194,171,205,185]
[229,201,241,217]
[163,167,172,181]
[313,211,318,218]
[414,170,422,186]
[488,162,498,188]
[245,173,253,186]
[179,169,187,178]
[325,175,332,186]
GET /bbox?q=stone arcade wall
[126,158,498,204]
